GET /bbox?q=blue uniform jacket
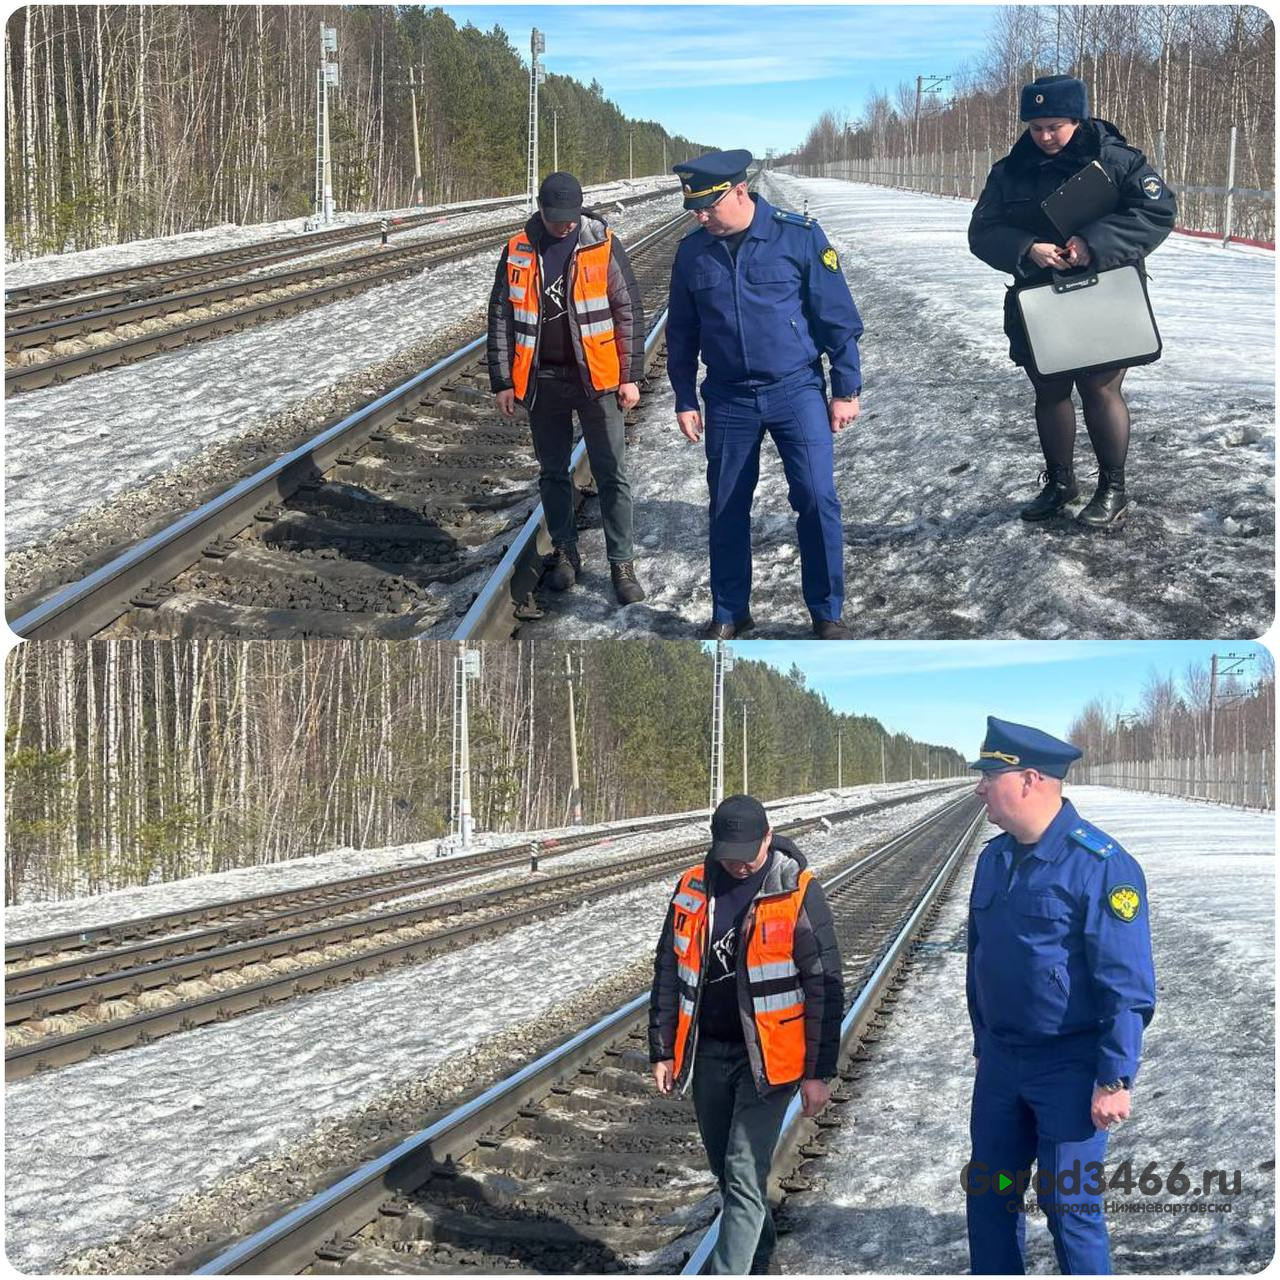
[966,799,1156,1086]
[666,194,863,412]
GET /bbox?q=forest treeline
[1067,655,1275,765]
[791,5,1274,217]
[5,4,707,258]
[5,641,963,905]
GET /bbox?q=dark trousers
[967,1038,1112,1275]
[692,1037,796,1275]
[527,372,634,562]
[703,373,844,623]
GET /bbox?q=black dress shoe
[1020,464,1079,521]
[701,615,755,639]
[812,617,853,640]
[1077,468,1130,528]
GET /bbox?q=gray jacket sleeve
[794,880,844,1079]
[486,246,515,392]
[608,236,646,384]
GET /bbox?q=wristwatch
[1099,1079,1128,1093]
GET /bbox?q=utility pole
[407,65,425,206]
[450,644,481,848]
[837,727,843,790]
[527,28,546,212]
[662,135,667,173]
[316,24,340,224]
[1208,652,1256,756]
[564,650,583,825]
[709,642,735,811]
[880,732,887,784]
[628,127,635,180]
[913,73,949,152]
[552,106,560,172]
[740,703,750,794]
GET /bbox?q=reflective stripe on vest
[670,864,813,1088]
[504,231,621,402]
[506,239,539,401]
[743,868,813,1085]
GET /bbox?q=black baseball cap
[708,794,770,862]
[537,171,584,221]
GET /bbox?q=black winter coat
[648,834,844,1091]
[968,119,1176,366]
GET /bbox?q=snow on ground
[1,176,675,285]
[777,786,1275,1274]
[2,778,952,926]
[2,784,960,1273]
[528,173,1274,639]
[3,179,682,551]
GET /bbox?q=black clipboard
[1041,161,1119,239]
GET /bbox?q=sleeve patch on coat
[1142,175,1164,200]
[1108,884,1141,922]
[821,246,840,272]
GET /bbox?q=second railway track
[6,788,956,1079]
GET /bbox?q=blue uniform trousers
[703,372,844,624]
[967,1037,1111,1275]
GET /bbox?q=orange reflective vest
[505,230,621,402]
[670,863,813,1088]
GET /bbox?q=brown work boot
[610,560,646,605]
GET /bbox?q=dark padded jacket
[487,210,645,406]
[968,117,1176,285]
[648,834,844,1092]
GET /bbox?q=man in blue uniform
[665,149,864,639]
[964,716,1156,1275]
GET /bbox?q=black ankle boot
[1020,464,1079,521]
[1077,468,1130,528]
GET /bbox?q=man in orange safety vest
[649,794,844,1274]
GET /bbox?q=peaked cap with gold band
[673,148,753,210]
[968,715,1083,779]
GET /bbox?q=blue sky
[715,641,1272,755]
[438,4,1001,154]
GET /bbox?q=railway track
[8,204,692,641]
[4,813,700,970]
[4,189,676,395]
[186,791,984,1274]
[3,187,677,311]
[6,788,955,1079]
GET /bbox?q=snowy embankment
[2,782,962,1273]
[3,176,680,554]
[528,171,1273,639]
[776,785,1274,1274]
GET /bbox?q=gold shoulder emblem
[821,246,840,273]
[1108,885,1141,922]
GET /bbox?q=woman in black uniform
[969,75,1176,528]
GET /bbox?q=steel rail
[3,209,488,328]
[7,206,692,641]
[5,220,529,351]
[189,791,975,1275]
[5,810,700,966]
[681,798,985,1273]
[3,186,677,310]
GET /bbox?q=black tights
[1028,366,1130,473]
